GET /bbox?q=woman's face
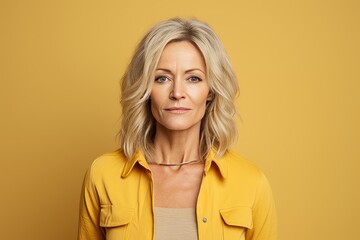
[150,41,211,132]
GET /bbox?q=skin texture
[149,41,211,208]
[150,41,211,133]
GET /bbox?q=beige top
[154,207,198,240]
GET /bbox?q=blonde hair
[119,18,239,160]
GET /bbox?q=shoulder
[86,149,128,182]
[224,150,262,174]
[223,150,269,184]
[91,149,127,166]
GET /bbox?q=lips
[164,107,191,113]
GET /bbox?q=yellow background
[1,0,359,239]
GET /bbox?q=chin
[158,120,201,132]
[163,124,195,131]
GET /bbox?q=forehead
[157,41,205,69]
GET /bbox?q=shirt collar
[121,148,228,179]
[121,150,149,178]
[204,149,228,178]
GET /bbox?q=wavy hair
[119,18,239,160]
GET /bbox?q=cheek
[150,86,168,107]
[149,94,163,120]
[150,99,159,116]
[191,89,210,106]
[150,90,161,109]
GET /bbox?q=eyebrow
[155,68,205,74]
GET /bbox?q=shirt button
[202,217,207,223]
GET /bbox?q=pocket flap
[220,206,253,229]
[100,205,134,227]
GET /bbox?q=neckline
[147,159,203,166]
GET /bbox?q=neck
[151,123,201,164]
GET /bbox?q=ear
[207,91,214,101]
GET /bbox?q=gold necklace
[147,159,203,166]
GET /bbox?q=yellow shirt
[78,149,277,240]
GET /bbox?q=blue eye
[188,76,201,82]
[155,76,169,83]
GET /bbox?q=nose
[169,80,185,100]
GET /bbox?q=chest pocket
[220,206,253,240]
[100,205,134,239]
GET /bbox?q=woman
[78,18,277,240]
